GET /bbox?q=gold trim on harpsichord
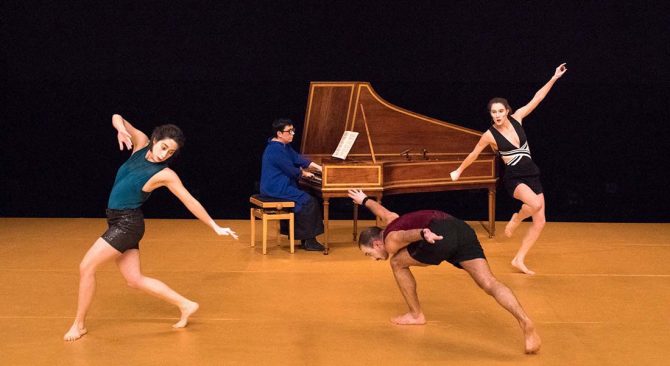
[386,159,494,167]
[383,179,497,190]
[385,176,496,185]
[323,165,382,187]
[320,187,384,193]
[386,159,496,177]
[308,153,494,158]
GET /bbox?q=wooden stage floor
[1,218,669,365]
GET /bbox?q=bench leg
[250,208,255,247]
[262,216,268,255]
[289,214,295,254]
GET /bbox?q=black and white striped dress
[488,117,543,195]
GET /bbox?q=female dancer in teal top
[64,114,237,341]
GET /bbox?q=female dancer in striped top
[450,63,567,274]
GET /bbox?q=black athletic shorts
[406,218,486,269]
[504,175,543,197]
[101,208,145,253]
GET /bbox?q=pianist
[260,118,325,251]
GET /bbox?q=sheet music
[332,131,359,160]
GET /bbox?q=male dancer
[348,188,541,354]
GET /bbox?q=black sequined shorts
[101,208,145,253]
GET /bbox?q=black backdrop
[4,2,669,222]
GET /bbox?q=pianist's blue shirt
[260,138,312,212]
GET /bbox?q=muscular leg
[389,249,429,325]
[505,184,543,238]
[64,237,122,341]
[459,258,541,354]
[512,193,545,275]
[115,249,199,328]
[507,185,545,275]
[510,186,545,274]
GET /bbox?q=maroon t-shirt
[383,210,452,242]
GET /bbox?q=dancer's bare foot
[63,323,88,342]
[523,322,542,354]
[390,312,426,325]
[505,213,521,238]
[511,257,535,275]
[173,301,199,328]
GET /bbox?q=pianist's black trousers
[280,194,324,240]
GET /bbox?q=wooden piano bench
[249,194,295,254]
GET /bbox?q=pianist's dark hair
[358,226,383,248]
[147,124,185,163]
[487,97,512,113]
[272,118,294,135]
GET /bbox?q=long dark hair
[147,124,185,162]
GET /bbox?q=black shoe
[301,238,325,251]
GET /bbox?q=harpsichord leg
[353,203,359,243]
[323,198,330,255]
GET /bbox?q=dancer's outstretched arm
[156,168,238,238]
[348,188,442,255]
[348,188,398,224]
[450,132,495,181]
[512,63,567,122]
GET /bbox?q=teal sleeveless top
[107,145,167,209]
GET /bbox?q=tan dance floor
[1,218,669,365]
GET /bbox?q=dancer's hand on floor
[214,226,238,239]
